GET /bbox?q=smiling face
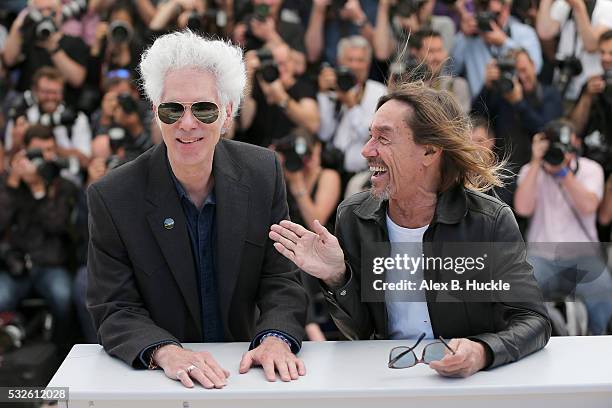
[155,68,232,172]
[362,99,432,200]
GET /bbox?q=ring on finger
[186,364,198,374]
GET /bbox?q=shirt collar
[167,159,216,206]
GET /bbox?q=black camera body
[38,105,78,129]
[117,93,139,115]
[256,48,280,83]
[25,148,68,184]
[8,91,36,120]
[273,132,311,172]
[495,56,516,94]
[335,66,357,92]
[476,11,498,32]
[22,10,57,42]
[543,121,574,166]
[107,126,128,153]
[21,0,87,42]
[555,56,583,96]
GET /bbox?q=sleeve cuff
[320,261,353,299]
[250,330,301,354]
[138,340,182,369]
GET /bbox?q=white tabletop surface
[48,336,612,408]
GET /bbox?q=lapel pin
[163,218,175,230]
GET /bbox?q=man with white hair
[87,31,308,388]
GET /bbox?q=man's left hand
[483,21,507,46]
[504,79,523,103]
[40,31,63,53]
[239,336,306,382]
[428,338,488,378]
[260,79,288,106]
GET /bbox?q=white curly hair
[139,30,246,117]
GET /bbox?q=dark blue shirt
[170,173,224,343]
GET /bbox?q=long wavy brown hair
[377,81,506,192]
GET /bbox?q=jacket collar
[354,183,468,226]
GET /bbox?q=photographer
[373,0,455,61]
[451,0,542,98]
[305,0,377,64]
[514,119,612,334]
[273,128,341,342]
[409,29,471,113]
[5,67,92,171]
[473,49,563,172]
[569,30,612,176]
[2,0,89,107]
[88,0,145,87]
[233,0,305,59]
[239,43,319,147]
[0,124,78,349]
[537,0,612,101]
[318,35,387,175]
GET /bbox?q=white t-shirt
[385,213,434,340]
[550,0,612,99]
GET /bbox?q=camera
[335,66,357,92]
[494,56,516,94]
[39,105,78,128]
[583,130,612,175]
[108,126,128,153]
[393,0,428,18]
[555,56,583,96]
[116,93,139,115]
[21,0,87,42]
[255,48,280,83]
[476,11,499,32]
[25,148,69,183]
[543,121,574,166]
[107,21,133,44]
[273,132,311,172]
[8,91,36,120]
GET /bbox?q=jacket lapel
[144,143,202,337]
[212,140,249,336]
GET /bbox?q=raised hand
[269,220,346,287]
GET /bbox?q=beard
[370,183,392,201]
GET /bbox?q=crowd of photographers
[0,0,611,356]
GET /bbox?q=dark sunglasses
[157,101,219,125]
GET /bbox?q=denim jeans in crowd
[0,266,73,345]
[528,255,612,335]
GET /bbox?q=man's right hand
[269,219,347,288]
[484,60,500,89]
[153,344,230,389]
[585,75,605,96]
[531,133,549,164]
[318,66,337,92]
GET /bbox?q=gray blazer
[87,139,307,367]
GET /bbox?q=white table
[48,336,612,408]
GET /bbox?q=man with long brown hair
[270,81,551,377]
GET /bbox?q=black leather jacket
[323,184,551,369]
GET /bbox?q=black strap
[567,0,597,57]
